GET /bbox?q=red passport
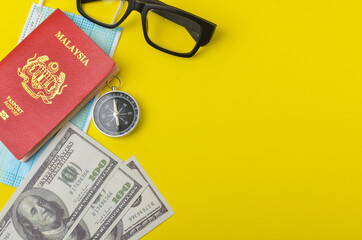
[0,9,118,161]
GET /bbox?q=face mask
[0,3,122,187]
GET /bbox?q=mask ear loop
[38,0,44,6]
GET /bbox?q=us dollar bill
[0,123,122,240]
[65,163,147,240]
[104,156,174,240]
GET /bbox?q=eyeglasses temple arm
[111,1,124,24]
[80,0,100,3]
[150,9,201,42]
[80,0,124,25]
[145,0,216,45]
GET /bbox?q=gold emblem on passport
[17,53,67,104]
[0,110,9,121]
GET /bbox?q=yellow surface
[2,0,362,239]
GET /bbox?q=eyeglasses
[77,0,216,57]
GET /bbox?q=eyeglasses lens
[146,9,201,54]
[81,0,128,25]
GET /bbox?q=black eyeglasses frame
[77,0,216,57]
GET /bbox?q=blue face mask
[0,3,122,187]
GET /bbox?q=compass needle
[113,98,120,128]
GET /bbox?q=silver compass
[92,76,139,137]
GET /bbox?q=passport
[0,9,119,161]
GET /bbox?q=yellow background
[1,0,362,239]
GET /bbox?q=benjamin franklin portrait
[11,188,88,240]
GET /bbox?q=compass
[92,77,139,137]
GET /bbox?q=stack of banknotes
[0,123,174,240]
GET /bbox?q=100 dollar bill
[66,163,147,240]
[0,123,122,240]
[106,156,174,240]
[68,157,174,240]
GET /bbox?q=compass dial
[92,91,139,137]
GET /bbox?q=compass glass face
[93,91,139,137]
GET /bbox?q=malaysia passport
[0,9,119,161]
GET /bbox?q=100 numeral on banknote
[0,123,122,240]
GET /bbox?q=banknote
[106,156,174,240]
[65,163,147,240]
[0,123,122,240]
